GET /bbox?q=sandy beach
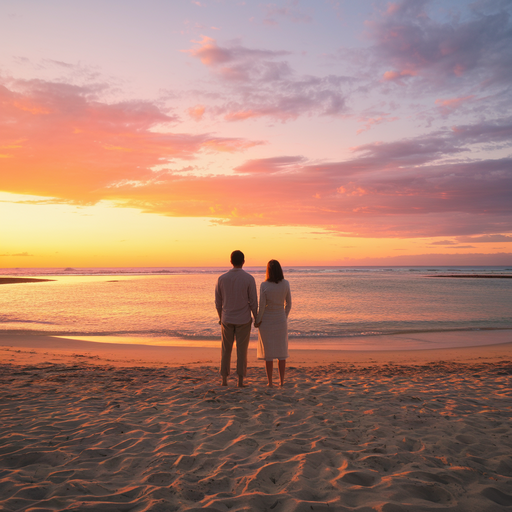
[1,333,512,511]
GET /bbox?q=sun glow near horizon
[2,191,510,268]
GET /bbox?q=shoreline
[0,277,55,285]
[1,330,512,368]
[428,274,512,278]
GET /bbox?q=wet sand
[0,277,55,285]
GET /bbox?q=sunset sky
[1,0,511,267]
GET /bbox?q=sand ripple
[1,361,512,511]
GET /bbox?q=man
[215,250,258,387]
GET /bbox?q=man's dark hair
[266,259,284,283]
[230,250,245,267]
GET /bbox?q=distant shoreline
[0,278,55,285]
[428,274,512,278]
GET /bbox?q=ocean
[1,266,511,351]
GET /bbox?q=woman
[254,260,292,387]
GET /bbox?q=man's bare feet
[237,376,245,388]
[267,382,273,388]
[221,376,228,386]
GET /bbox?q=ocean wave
[2,266,512,277]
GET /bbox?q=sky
[1,0,511,267]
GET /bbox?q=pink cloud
[186,36,232,66]
[224,109,263,122]
[381,69,416,83]
[435,95,474,115]
[223,102,304,122]
[186,36,290,70]
[356,113,399,134]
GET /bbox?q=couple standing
[215,250,292,388]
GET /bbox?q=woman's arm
[285,281,292,317]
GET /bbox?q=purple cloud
[368,0,512,89]
[234,156,306,174]
[186,37,352,122]
[430,240,459,246]
[456,234,512,243]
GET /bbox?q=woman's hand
[254,322,261,328]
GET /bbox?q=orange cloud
[188,104,206,120]
[0,79,259,202]
[13,100,50,115]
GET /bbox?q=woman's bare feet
[278,359,286,388]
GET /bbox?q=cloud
[0,252,33,257]
[109,128,512,237]
[356,113,400,134]
[430,240,459,246]
[435,95,475,116]
[367,0,512,90]
[456,234,512,243]
[234,156,306,174]
[429,241,477,249]
[0,78,260,202]
[186,36,290,72]
[185,37,351,122]
[262,2,313,26]
[450,117,512,145]
[1,77,511,240]
[188,104,206,120]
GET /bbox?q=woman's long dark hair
[266,259,284,283]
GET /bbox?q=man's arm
[215,280,223,324]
